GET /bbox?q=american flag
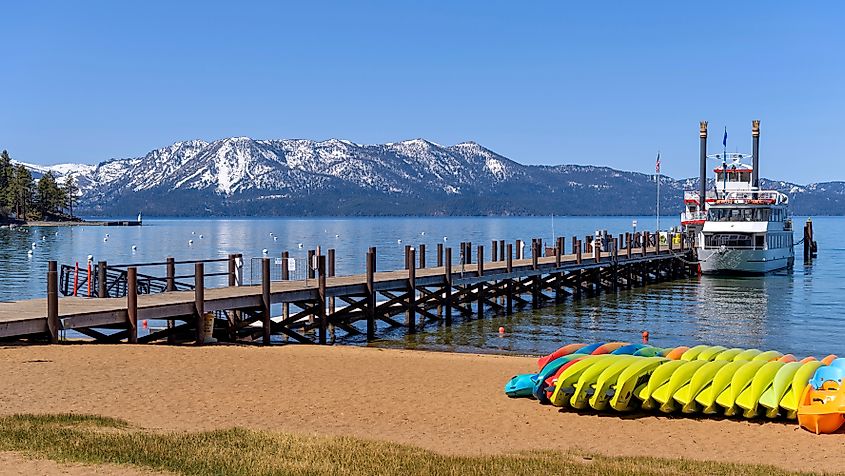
[655,152,661,173]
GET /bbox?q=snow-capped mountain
[16,137,845,216]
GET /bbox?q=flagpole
[655,151,660,232]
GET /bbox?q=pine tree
[36,171,66,218]
[0,150,12,210]
[9,165,34,219]
[63,174,80,218]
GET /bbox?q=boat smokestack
[752,119,760,188]
[699,121,708,208]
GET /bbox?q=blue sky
[1,1,841,183]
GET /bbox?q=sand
[0,451,158,475]
[0,344,841,473]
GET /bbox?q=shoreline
[0,344,839,473]
[2,220,141,227]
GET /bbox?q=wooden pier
[0,231,696,345]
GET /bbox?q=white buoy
[131,245,137,251]
[192,231,196,235]
[188,239,193,245]
[31,243,36,249]
[41,236,46,241]
[54,231,59,236]
[273,236,278,241]
[262,248,268,255]
[421,231,426,235]
[335,234,339,238]
[397,239,402,244]
[443,236,448,241]
[298,243,304,248]
[103,237,108,242]
[87,255,93,262]
[27,249,33,256]
[270,232,274,236]
[199,234,204,239]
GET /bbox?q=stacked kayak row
[505,342,845,431]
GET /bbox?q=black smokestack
[699,121,708,208]
[752,120,760,188]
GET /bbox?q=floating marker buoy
[188,240,193,245]
[199,234,203,239]
[142,319,148,329]
[27,249,33,256]
[421,231,425,235]
[31,243,36,249]
[642,331,649,344]
[443,236,448,241]
[192,231,196,235]
[105,233,109,237]
[262,249,268,255]
[499,326,505,335]
[273,236,278,241]
[397,239,402,244]
[131,245,137,251]
[297,243,304,248]
[335,234,339,238]
[103,237,108,242]
[41,236,46,241]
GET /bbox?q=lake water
[1,216,841,358]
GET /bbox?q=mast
[655,151,661,231]
[699,121,708,213]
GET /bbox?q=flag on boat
[723,127,728,147]
[655,152,661,173]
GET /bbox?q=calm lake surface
[1,216,842,358]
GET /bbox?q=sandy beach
[0,344,841,473]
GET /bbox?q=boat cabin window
[704,233,754,249]
[709,207,774,222]
[715,171,751,183]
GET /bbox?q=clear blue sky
[1,1,841,183]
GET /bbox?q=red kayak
[537,343,587,369]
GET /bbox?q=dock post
[307,250,315,279]
[165,257,175,291]
[499,240,505,262]
[436,243,443,267]
[195,262,205,344]
[366,250,376,340]
[370,246,377,272]
[317,255,327,345]
[260,258,271,345]
[477,245,484,319]
[656,232,661,254]
[281,251,290,325]
[612,238,619,290]
[576,240,582,264]
[491,240,498,262]
[556,237,563,267]
[404,245,411,269]
[531,241,538,270]
[97,261,108,298]
[626,233,632,258]
[46,261,59,343]
[127,266,138,344]
[328,249,336,342]
[444,247,453,324]
[407,248,416,333]
[228,254,237,286]
[642,231,648,256]
[419,244,426,269]
[506,244,513,315]
[516,239,523,260]
[804,220,812,261]
[531,241,540,308]
[466,241,472,264]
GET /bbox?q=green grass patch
[0,413,828,475]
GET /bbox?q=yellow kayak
[733,349,762,361]
[680,345,711,361]
[735,361,784,417]
[651,360,708,413]
[716,360,767,415]
[589,356,640,410]
[549,355,604,407]
[609,357,667,411]
[695,361,746,414]
[779,360,825,418]
[674,360,730,413]
[758,361,802,418]
[570,356,633,409]
[713,348,744,361]
[637,360,687,410]
[752,350,783,362]
[696,346,728,361]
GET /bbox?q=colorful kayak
[733,349,762,361]
[541,357,588,402]
[713,348,744,361]
[696,346,728,362]
[716,360,767,415]
[680,345,711,361]
[664,346,690,360]
[651,360,709,413]
[611,343,647,355]
[735,361,784,417]
[758,361,803,418]
[591,342,629,355]
[571,355,634,409]
[752,350,783,362]
[532,354,584,402]
[573,342,605,355]
[673,360,729,413]
[633,346,664,357]
[588,356,640,410]
[637,360,687,410]
[549,356,605,407]
[537,343,587,369]
[505,373,538,398]
[695,361,747,414]
[780,360,825,418]
[609,357,667,411]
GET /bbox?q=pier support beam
[366,249,376,340]
[194,262,205,344]
[444,247,453,324]
[127,267,138,344]
[261,258,271,345]
[318,255,327,345]
[47,261,59,344]
[407,248,417,332]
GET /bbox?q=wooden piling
[491,240,498,262]
[556,237,563,267]
[466,241,472,264]
[97,261,108,297]
[195,262,205,344]
[260,258,271,345]
[642,231,648,256]
[165,257,175,291]
[404,245,411,270]
[407,248,416,332]
[127,267,138,344]
[477,245,484,319]
[419,244,426,268]
[576,240,582,264]
[317,255,327,344]
[366,250,376,340]
[499,240,505,262]
[516,239,523,260]
[307,249,315,279]
[328,249,336,327]
[506,244,513,314]
[46,261,59,344]
[436,243,444,267]
[444,247,453,324]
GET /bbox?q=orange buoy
[642,331,649,344]
[498,326,505,335]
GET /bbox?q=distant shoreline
[2,219,142,227]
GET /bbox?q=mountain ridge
[12,137,845,216]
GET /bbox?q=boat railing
[711,190,788,205]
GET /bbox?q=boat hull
[697,248,794,274]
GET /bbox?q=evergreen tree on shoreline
[9,165,34,219]
[63,173,79,218]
